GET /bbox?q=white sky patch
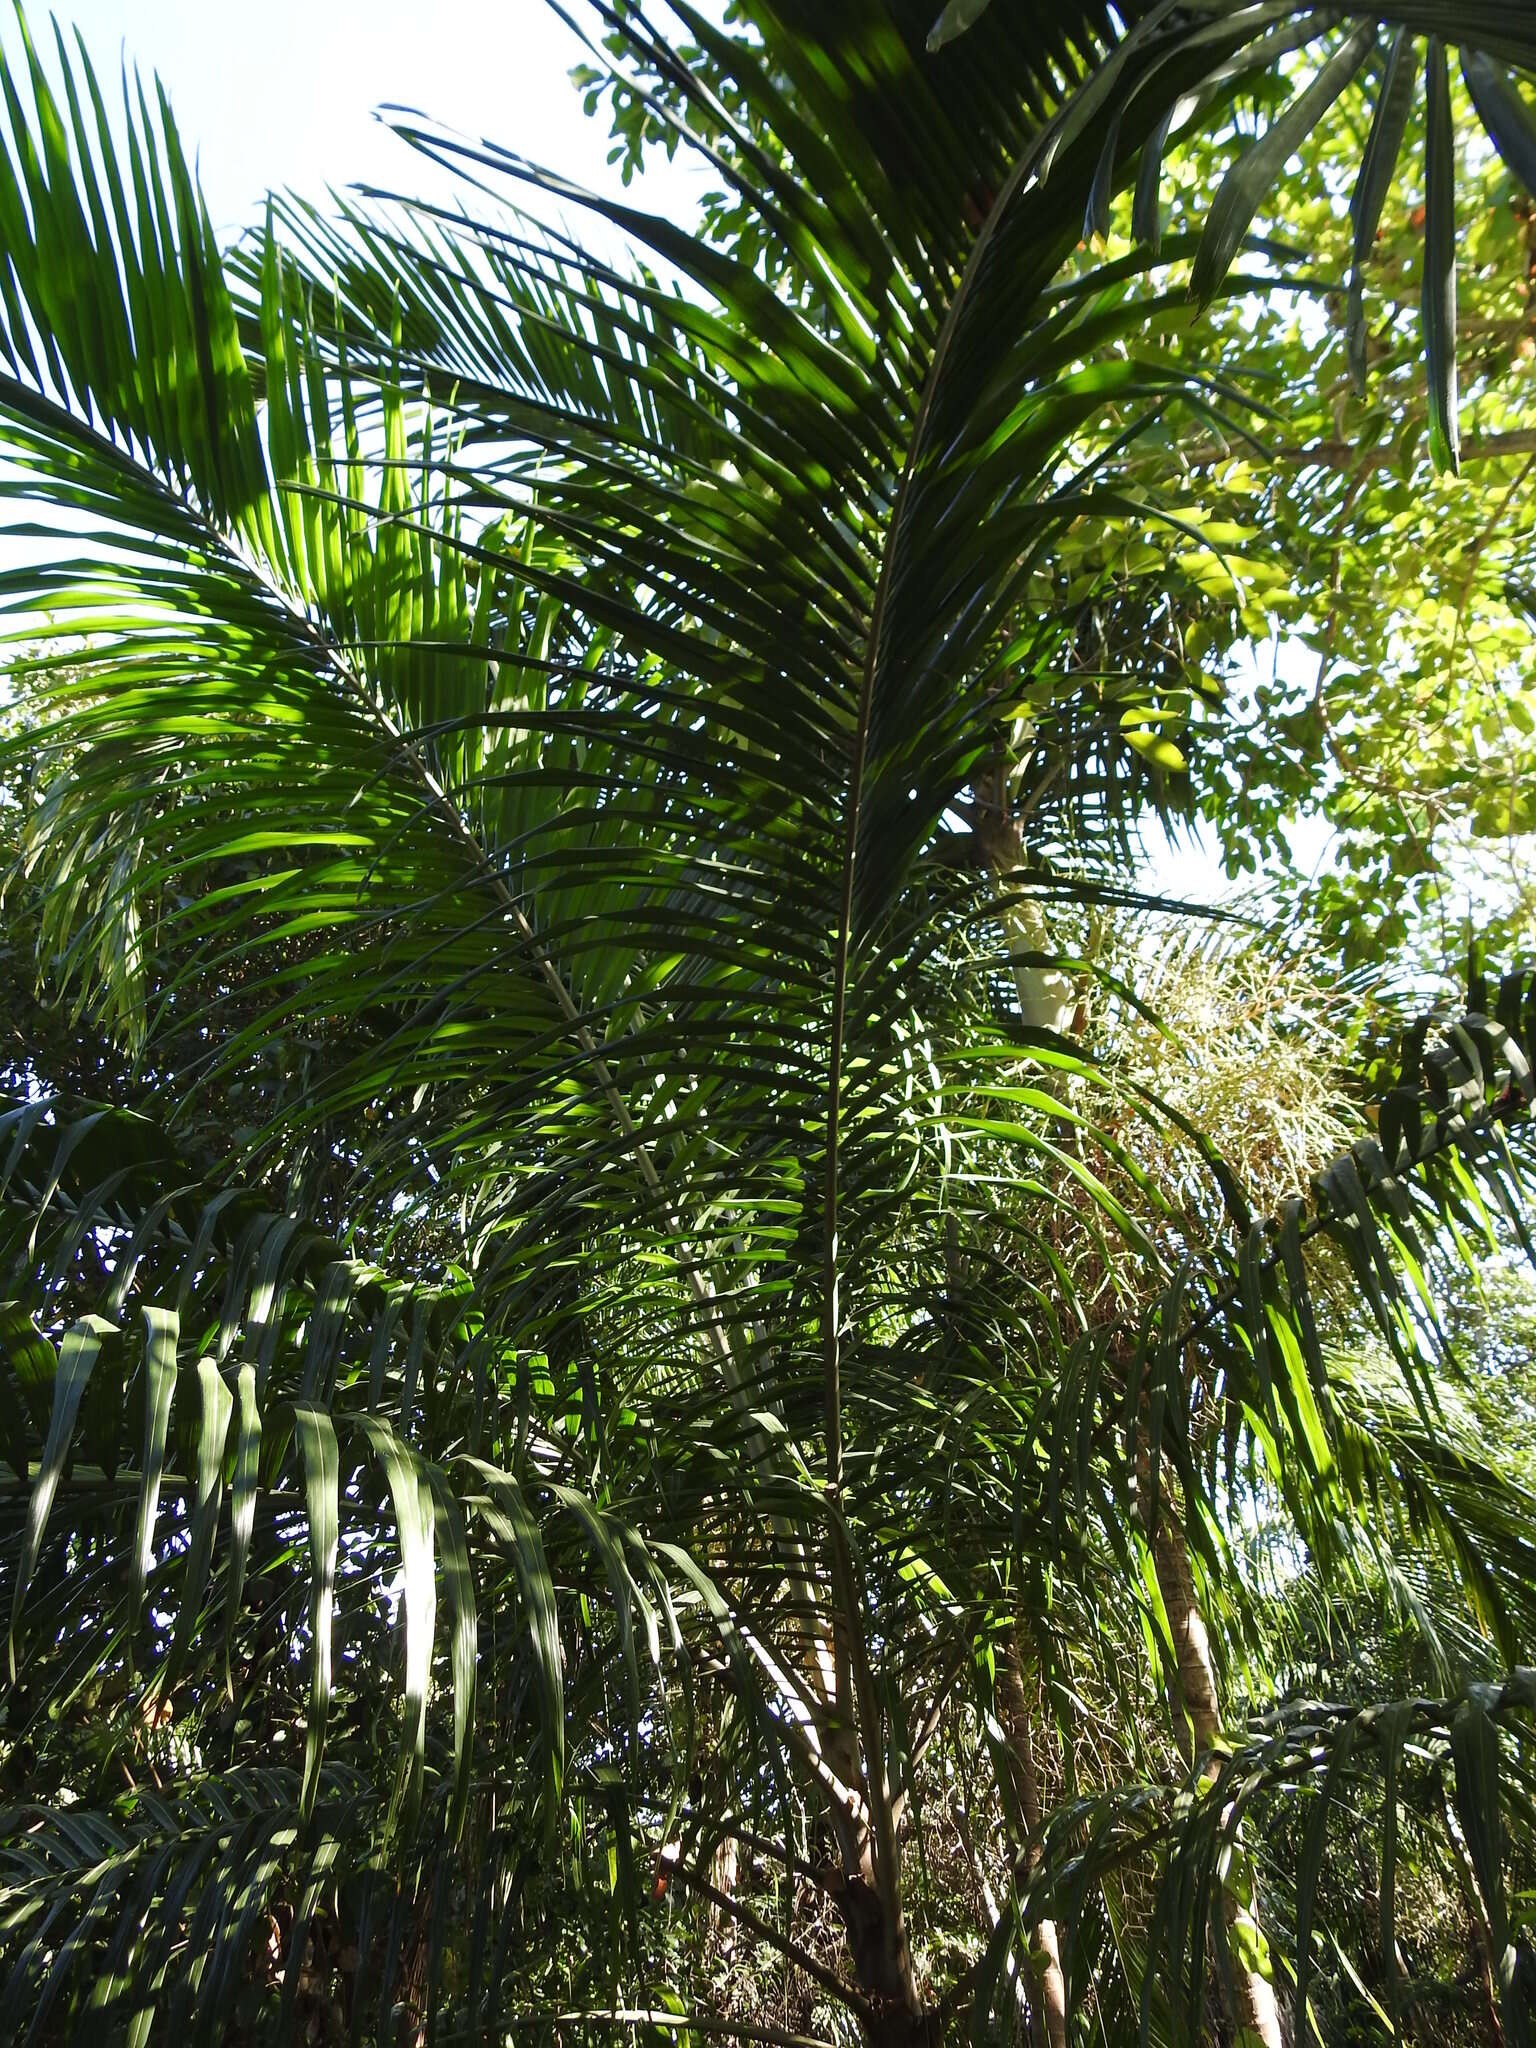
[3,1,712,245]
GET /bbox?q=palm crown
[2,3,1535,2043]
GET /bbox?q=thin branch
[655,1852,874,2024]
[634,1799,836,1898]
[891,1650,967,1829]
[1173,425,1536,475]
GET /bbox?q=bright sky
[0,0,711,238]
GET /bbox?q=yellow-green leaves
[1125,727,1186,773]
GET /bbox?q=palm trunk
[997,1643,1070,2048]
[970,753,1077,1037]
[792,1645,926,2044]
[967,764,1071,2045]
[822,1793,929,2042]
[1147,1505,1284,2048]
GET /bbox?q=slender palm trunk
[969,773,1071,2048]
[970,752,1077,1037]
[997,1643,1069,2048]
[821,1782,929,2041]
[1147,1506,1284,2048]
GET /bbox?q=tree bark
[821,1804,931,2042]
[967,755,1077,1037]
[997,1643,1070,2048]
[1147,1507,1285,2048]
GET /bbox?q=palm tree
[1,3,1535,2042]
